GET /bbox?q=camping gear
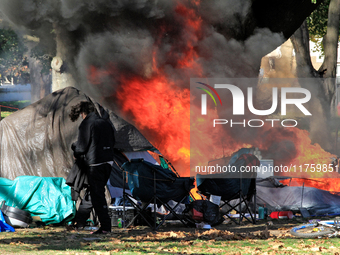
[299,208,311,218]
[192,208,204,221]
[0,211,14,232]
[256,177,340,216]
[258,205,268,219]
[258,206,265,219]
[197,153,259,224]
[0,176,75,225]
[108,205,134,227]
[290,218,340,238]
[0,87,159,224]
[187,200,221,226]
[269,211,294,219]
[209,195,221,206]
[0,201,32,227]
[122,158,195,230]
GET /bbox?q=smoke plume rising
[0,0,292,174]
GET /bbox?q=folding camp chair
[197,154,259,224]
[122,158,195,230]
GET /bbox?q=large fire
[115,2,203,175]
[90,1,340,193]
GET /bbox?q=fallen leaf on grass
[111,249,121,253]
[135,235,143,241]
[169,231,178,238]
[180,240,194,245]
[94,251,110,255]
[310,246,325,252]
[278,227,290,231]
[272,244,284,249]
[268,240,283,245]
[277,233,293,238]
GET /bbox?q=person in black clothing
[69,101,115,234]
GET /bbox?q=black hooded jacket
[72,112,115,165]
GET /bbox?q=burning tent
[256,177,340,216]
[201,148,340,217]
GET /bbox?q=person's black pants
[75,163,112,231]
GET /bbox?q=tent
[256,177,340,216]
[0,86,158,224]
[0,86,155,179]
[212,148,340,217]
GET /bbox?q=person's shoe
[91,228,111,235]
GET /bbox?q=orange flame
[88,1,340,193]
[116,75,190,176]
[115,2,204,176]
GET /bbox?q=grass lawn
[0,219,339,254]
[0,100,30,119]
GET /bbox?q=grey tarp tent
[256,178,340,216]
[0,86,155,180]
[224,149,340,216]
[0,87,157,224]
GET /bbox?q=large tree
[290,0,340,152]
[0,13,53,102]
[0,25,29,85]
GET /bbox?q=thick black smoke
[0,0,292,169]
[0,0,284,106]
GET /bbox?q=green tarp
[0,176,75,225]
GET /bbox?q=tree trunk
[291,21,331,151]
[29,57,51,103]
[318,0,340,112]
[290,0,340,153]
[290,20,318,77]
[51,24,77,92]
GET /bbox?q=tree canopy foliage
[308,0,330,38]
[307,0,336,53]
[0,27,29,84]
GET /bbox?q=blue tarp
[0,176,75,225]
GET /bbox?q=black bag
[188,200,222,226]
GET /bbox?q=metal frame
[122,165,191,230]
